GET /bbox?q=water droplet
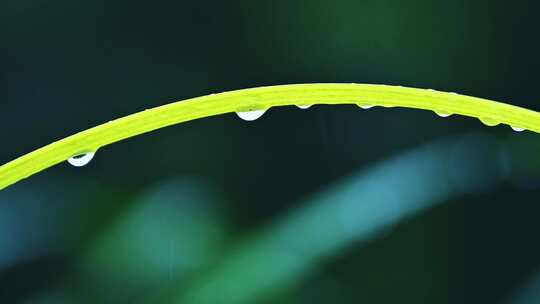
[434,110,452,117]
[358,104,374,109]
[479,117,500,127]
[68,152,95,167]
[297,105,312,109]
[511,126,525,132]
[236,110,266,121]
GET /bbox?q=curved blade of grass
[1,83,539,191]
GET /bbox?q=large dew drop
[236,110,266,121]
[435,110,452,117]
[68,152,95,167]
[358,104,374,109]
[296,105,312,109]
[479,117,500,127]
[511,126,525,132]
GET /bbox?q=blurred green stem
[161,135,501,303]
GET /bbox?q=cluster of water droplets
[63,95,529,169]
[477,118,525,133]
[234,98,530,134]
[354,93,527,133]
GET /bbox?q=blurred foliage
[1,0,540,303]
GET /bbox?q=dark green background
[1,0,540,303]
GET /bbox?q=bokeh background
[2,0,540,303]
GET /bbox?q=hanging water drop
[68,152,95,167]
[511,126,525,132]
[434,110,452,117]
[479,117,500,127]
[358,104,374,109]
[296,105,312,109]
[236,110,266,121]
